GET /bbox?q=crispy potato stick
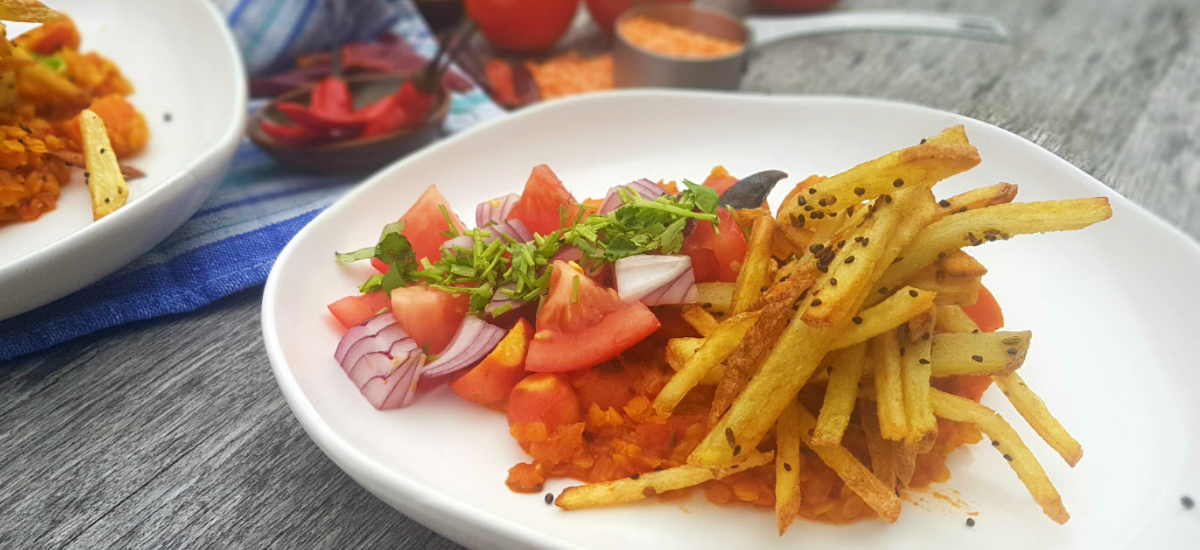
[680,305,720,337]
[778,127,980,221]
[803,190,925,327]
[731,216,776,314]
[909,266,981,306]
[830,286,936,350]
[772,223,811,261]
[901,311,937,452]
[690,320,836,466]
[894,441,917,487]
[812,343,868,447]
[993,373,1084,467]
[696,282,734,314]
[935,304,980,333]
[775,400,803,535]
[871,331,908,441]
[931,182,1019,222]
[654,312,759,415]
[709,275,814,425]
[930,331,1031,377]
[666,337,725,385]
[797,405,903,523]
[777,175,827,222]
[936,250,989,277]
[555,451,774,511]
[0,0,61,22]
[859,404,897,489]
[79,110,129,220]
[870,199,1113,300]
[924,124,970,145]
[930,389,1070,524]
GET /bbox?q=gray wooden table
[3,0,1198,548]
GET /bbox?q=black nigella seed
[784,463,792,472]
[939,200,951,207]
[99,148,106,154]
[733,445,742,456]
[797,196,807,206]
[923,332,931,341]
[818,264,829,273]
[909,289,919,297]
[761,286,769,293]
[1004,454,1013,461]
[809,187,818,194]
[854,187,866,196]
[631,473,640,480]
[805,205,814,211]
[852,316,863,324]
[164,113,172,122]
[818,198,827,207]
[861,238,869,246]
[938,251,947,259]
[545,493,554,504]
[1007,348,1018,355]
[966,517,976,527]
[844,256,855,264]
[893,179,904,188]
[1183,495,1194,509]
[725,427,736,447]
[885,195,893,203]
[830,278,838,286]
[810,243,824,253]
[837,240,846,248]
[972,355,984,363]
[992,440,1000,447]
[958,206,969,213]
[812,298,823,306]
[920,138,927,144]
[919,358,930,364]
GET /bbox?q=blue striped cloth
[0,0,504,361]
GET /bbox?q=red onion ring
[598,179,667,215]
[476,193,520,227]
[421,316,506,379]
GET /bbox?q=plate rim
[0,0,248,302]
[261,90,1200,550]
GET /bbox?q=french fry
[993,373,1084,467]
[665,337,725,385]
[930,331,1031,377]
[812,343,868,447]
[930,389,1070,524]
[0,0,61,22]
[830,286,937,350]
[555,451,774,510]
[777,127,980,222]
[709,272,815,425]
[696,282,735,314]
[894,442,917,487]
[859,404,897,489]
[924,124,970,145]
[901,311,937,452]
[803,189,928,327]
[797,405,903,523]
[775,400,803,535]
[680,305,720,337]
[870,199,1113,301]
[935,304,980,333]
[936,250,989,278]
[730,215,776,314]
[871,331,908,441]
[654,312,759,415]
[79,109,129,220]
[931,182,1019,222]
[46,150,146,180]
[777,175,827,222]
[690,319,836,467]
[772,223,811,262]
[908,265,981,306]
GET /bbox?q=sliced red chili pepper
[360,94,411,138]
[276,101,368,133]
[310,76,354,116]
[258,120,323,147]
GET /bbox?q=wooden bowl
[247,73,451,175]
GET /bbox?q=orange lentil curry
[0,16,148,224]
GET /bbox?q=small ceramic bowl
[247,73,451,175]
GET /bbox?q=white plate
[0,0,246,320]
[262,92,1200,550]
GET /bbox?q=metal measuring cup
[613,5,1009,90]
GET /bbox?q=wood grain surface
[3,0,1199,548]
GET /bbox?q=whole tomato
[466,0,579,53]
[583,0,691,35]
[751,0,841,13]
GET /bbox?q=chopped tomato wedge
[681,208,747,283]
[450,319,534,406]
[526,261,660,373]
[507,165,579,236]
[390,285,470,354]
[327,291,392,329]
[507,373,582,427]
[374,186,467,273]
[962,284,1004,333]
[701,165,739,196]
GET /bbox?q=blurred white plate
[0,0,245,320]
[262,91,1200,550]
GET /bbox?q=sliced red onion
[443,219,534,252]
[614,254,698,306]
[358,350,426,409]
[334,313,397,364]
[442,234,476,252]
[639,266,698,306]
[598,179,667,215]
[341,323,413,374]
[550,245,607,280]
[421,316,506,379]
[476,193,520,227]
